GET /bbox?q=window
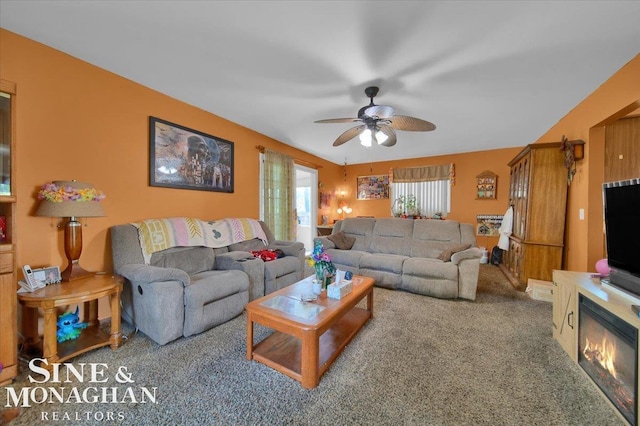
[390,164,453,217]
[391,180,450,217]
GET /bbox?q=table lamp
[36,180,106,281]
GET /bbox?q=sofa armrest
[118,264,190,287]
[268,240,305,258]
[451,247,482,265]
[313,236,336,250]
[216,251,265,301]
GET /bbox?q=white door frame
[295,163,318,244]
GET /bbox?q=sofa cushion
[414,220,461,241]
[325,249,368,269]
[410,220,463,258]
[369,218,414,256]
[360,253,408,274]
[327,231,356,250]
[187,270,249,301]
[228,238,266,252]
[263,256,301,281]
[150,246,215,276]
[402,257,458,281]
[437,243,472,262]
[184,270,249,337]
[339,218,376,251]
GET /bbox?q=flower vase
[313,267,324,294]
[314,267,333,295]
[323,272,333,289]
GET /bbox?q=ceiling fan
[315,86,436,148]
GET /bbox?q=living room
[1,2,640,424]
[1,27,638,278]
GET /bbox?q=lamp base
[61,261,95,282]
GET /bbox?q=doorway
[295,165,318,254]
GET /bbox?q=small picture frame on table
[33,266,62,285]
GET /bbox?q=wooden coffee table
[246,275,374,388]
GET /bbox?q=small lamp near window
[336,191,352,219]
[36,180,106,282]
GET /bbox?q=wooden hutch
[0,79,17,385]
[500,142,569,290]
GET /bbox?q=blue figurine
[56,307,88,342]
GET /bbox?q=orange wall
[533,54,640,272]
[0,29,339,273]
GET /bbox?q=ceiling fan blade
[315,118,360,124]
[388,115,436,131]
[378,125,397,147]
[364,104,395,119]
[332,125,365,146]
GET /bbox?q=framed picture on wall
[149,116,234,193]
[356,175,390,200]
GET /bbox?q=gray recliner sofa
[315,217,481,300]
[110,219,304,345]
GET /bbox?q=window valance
[392,163,455,185]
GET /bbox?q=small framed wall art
[356,175,390,200]
[476,170,497,199]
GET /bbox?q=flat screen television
[603,178,640,298]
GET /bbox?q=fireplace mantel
[553,270,640,426]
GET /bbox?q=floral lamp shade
[36,181,106,218]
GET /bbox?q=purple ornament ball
[595,258,610,276]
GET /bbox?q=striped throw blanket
[132,217,268,264]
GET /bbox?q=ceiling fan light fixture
[376,130,388,145]
[359,129,373,147]
[317,86,435,148]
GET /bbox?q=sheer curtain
[262,149,295,241]
[391,164,453,216]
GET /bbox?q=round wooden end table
[18,274,123,368]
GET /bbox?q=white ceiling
[1,1,639,165]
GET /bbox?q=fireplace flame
[583,337,618,379]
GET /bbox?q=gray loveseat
[315,217,481,300]
[110,219,304,345]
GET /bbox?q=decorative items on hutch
[0,79,17,386]
[500,142,569,291]
[559,136,585,185]
[475,170,497,199]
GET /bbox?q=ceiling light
[359,129,372,147]
[359,128,388,147]
[376,130,388,145]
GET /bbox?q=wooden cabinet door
[505,238,523,281]
[0,272,17,385]
[553,279,577,362]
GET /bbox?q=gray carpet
[3,265,624,425]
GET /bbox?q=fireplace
[579,294,638,425]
